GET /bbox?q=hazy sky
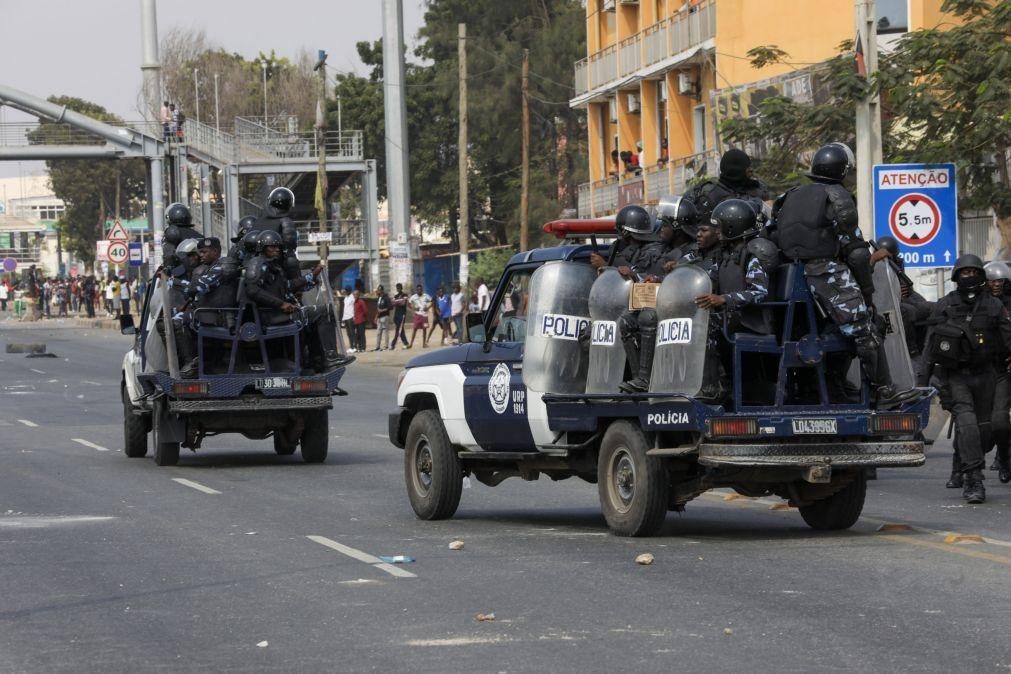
[0,0,427,177]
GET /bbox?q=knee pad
[638,308,658,330]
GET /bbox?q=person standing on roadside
[119,277,131,316]
[352,288,368,352]
[391,283,410,350]
[374,285,391,351]
[476,277,490,313]
[428,285,452,347]
[342,286,357,353]
[450,281,465,343]
[408,284,431,349]
[0,277,8,312]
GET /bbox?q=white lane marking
[17,419,38,427]
[72,438,109,452]
[29,368,46,375]
[0,515,116,528]
[81,380,103,386]
[171,478,222,495]
[306,535,417,579]
[371,433,389,439]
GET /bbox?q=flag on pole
[855,33,867,77]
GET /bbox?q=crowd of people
[159,100,185,143]
[0,266,144,320]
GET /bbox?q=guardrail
[294,219,367,249]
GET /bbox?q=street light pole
[261,62,268,121]
[193,68,200,124]
[854,0,882,238]
[214,73,220,132]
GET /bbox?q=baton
[590,235,599,254]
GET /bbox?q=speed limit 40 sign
[872,163,957,269]
[107,241,129,264]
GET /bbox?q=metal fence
[294,219,367,249]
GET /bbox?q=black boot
[619,327,655,393]
[963,469,986,504]
[997,446,1011,484]
[175,328,198,379]
[945,452,963,489]
[618,334,641,392]
[858,339,916,410]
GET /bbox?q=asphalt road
[1,321,1009,673]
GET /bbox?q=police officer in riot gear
[646,195,698,277]
[918,255,1011,503]
[588,205,661,393]
[875,235,932,358]
[245,230,342,372]
[984,260,1011,484]
[228,215,259,263]
[162,203,201,266]
[684,148,770,224]
[774,142,913,409]
[159,237,201,378]
[259,187,299,254]
[184,238,241,318]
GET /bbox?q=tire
[152,399,180,467]
[799,472,867,531]
[300,409,329,463]
[122,391,148,458]
[273,433,296,455]
[404,410,462,520]
[597,420,668,537]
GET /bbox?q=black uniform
[989,290,1011,482]
[918,291,1011,477]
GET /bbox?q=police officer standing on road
[589,205,662,393]
[684,148,770,224]
[773,142,914,409]
[918,255,1011,503]
[984,260,1011,484]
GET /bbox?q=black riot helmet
[655,195,698,238]
[876,235,900,258]
[165,202,193,227]
[266,187,295,214]
[615,205,654,240]
[242,230,262,255]
[808,142,855,183]
[232,215,259,243]
[952,253,986,299]
[712,199,758,242]
[256,229,283,253]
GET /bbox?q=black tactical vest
[718,243,773,334]
[775,184,839,260]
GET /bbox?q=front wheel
[597,420,668,537]
[300,409,329,463]
[798,472,867,530]
[404,410,462,520]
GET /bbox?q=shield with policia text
[650,265,711,396]
[522,261,596,395]
[586,268,633,393]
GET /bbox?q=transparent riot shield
[523,261,597,394]
[142,277,169,373]
[649,265,711,396]
[586,268,633,393]
[873,260,916,391]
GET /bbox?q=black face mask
[956,273,985,300]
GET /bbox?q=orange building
[571,0,954,217]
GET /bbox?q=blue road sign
[872,163,957,269]
[128,242,144,267]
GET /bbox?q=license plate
[792,418,837,435]
[256,377,291,390]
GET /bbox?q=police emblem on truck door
[488,363,511,414]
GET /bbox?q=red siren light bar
[542,218,618,239]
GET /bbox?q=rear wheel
[404,410,462,520]
[300,409,329,463]
[122,390,148,458]
[798,472,867,530]
[152,398,180,467]
[598,420,668,537]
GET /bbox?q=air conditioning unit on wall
[657,80,667,102]
[601,0,616,12]
[677,71,697,97]
[627,93,641,114]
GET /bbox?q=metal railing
[294,219,367,249]
[578,150,719,216]
[573,0,715,96]
[182,119,239,164]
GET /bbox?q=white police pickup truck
[389,227,932,537]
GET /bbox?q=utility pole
[854,0,882,239]
[314,50,330,265]
[139,0,165,269]
[382,0,413,286]
[458,23,469,286]
[193,68,200,124]
[520,48,530,252]
[261,62,268,121]
[213,73,220,132]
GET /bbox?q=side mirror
[119,314,136,335]
[466,311,486,344]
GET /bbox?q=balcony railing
[577,150,719,217]
[294,219,367,249]
[573,0,716,98]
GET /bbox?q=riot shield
[873,260,916,391]
[523,261,597,394]
[586,268,633,393]
[649,265,711,396]
[142,277,169,373]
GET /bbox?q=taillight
[870,414,919,434]
[172,382,209,396]
[292,379,328,394]
[707,417,758,437]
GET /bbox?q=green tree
[27,96,147,267]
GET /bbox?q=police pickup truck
[120,277,347,466]
[389,220,933,536]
